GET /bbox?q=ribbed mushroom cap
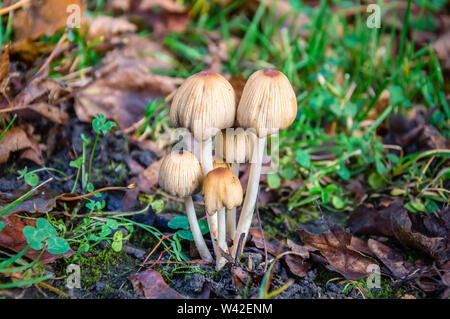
[214,128,257,164]
[158,151,203,197]
[170,70,236,141]
[202,167,243,216]
[237,69,297,138]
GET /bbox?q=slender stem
[0,0,31,16]
[71,166,81,194]
[200,138,218,256]
[185,197,213,262]
[231,136,265,259]
[88,134,100,184]
[216,207,227,269]
[227,163,240,239]
[81,140,87,189]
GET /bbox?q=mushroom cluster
[159,68,297,269]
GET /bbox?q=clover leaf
[23,218,70,254]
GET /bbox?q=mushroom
[203,167,243,269]
[214,128,256,239]
[159,151,213,262]
[231,69,297,258]
[170,70,236,255]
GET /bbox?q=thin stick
[56,184,135,201]
[0,0,30,16]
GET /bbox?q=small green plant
[0,217,70,288]
[88,114,116,183]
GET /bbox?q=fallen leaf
[0,186,57,215]
[13,0,84,42]
[0,126,43,165]
[129,268,183,299]
[249,227,284,256]
[284,254,309,278]
[139,0,186,13]
[87,15,137,42]
[367,239,412,278]
[391,209,448,264]
[433,31,450,71]
[75,36,181,129]
[231,267,250,288]
[0,215,73,263]
[297,224,378,280]
[347,201,398,237]
[28,103,68,124]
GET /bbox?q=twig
[35,282,69,298]
[0,0,30,16]
[34,32,68,79]
[55,184,135,201]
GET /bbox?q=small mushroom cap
[237,69,297,138]
[170,70,236,141]
[202,167,243,216]
[214,128,257,164]
[158,151,203,197]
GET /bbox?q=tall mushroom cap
[202,167,243,216]
[159,151,203,197]
[170,70,236,141]
[214,128,257,164]
[237,69,297,137]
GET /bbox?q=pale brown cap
[158,151,203,197]
[202,167,243,216]
[214,128,257,164]
[213,157,230,170]
[170,70,236,141]
[237,69,297,137]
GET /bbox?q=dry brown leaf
[129,268,183,299]
[75,36,181,129]
[0,215,74,263]
[87,15,137,42]
[0,186,57,215]
[297,225,378,280]
[13,0,84,42]
[284,254,309,278]
[28,103,68,124]
[367,239,412,278]
[433,31,450,71]
[0,126,43,164]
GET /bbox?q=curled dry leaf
[348,202,449,265]
[129,268,183,299]
[284,254,309,278]
[0,126,43,165]
[367,239,413,278]
[391,209,449,264]
[13,0,84,42]
[0,215,73,263]
[297,224,378,280]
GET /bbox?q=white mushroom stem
[226,163,240,240]
[201,138,218,256]
[216,207,227,269]
[231,137,266,258]
[184,196,213,262]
